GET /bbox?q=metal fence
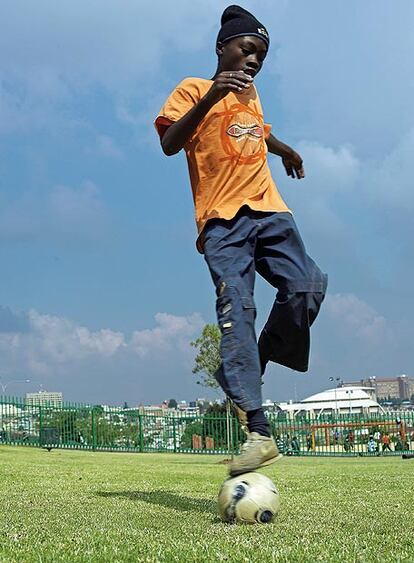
[268,411,414,457]
[1,396,413,456]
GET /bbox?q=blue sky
[0,1,413,405]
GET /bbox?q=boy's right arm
[161,71,253,156]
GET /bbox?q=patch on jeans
[221,303,232,315]
[219,281,226,296]
[222,322,232,329]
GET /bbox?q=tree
[191,324,221,389]
[179,402,245,450]
[167,399,178,409]
[180,420,203,449]
[205,402,227,416]
[191,324,242,458]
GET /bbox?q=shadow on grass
[164,460,230,467]
[96,490,217,515]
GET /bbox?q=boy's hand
[204,71,253,105]
[265,134,305,179]
[282,152,305,179]
[160,72,252,156]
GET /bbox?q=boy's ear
[216,41,224,57]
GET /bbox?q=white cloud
[28,310,125,366]
[0,0,223,133]
[297,142,360,192]
[273,131,413,263]
[303,291,413,386]
[362,128,414,217]
[266,1,414,156]
[0,306,204,378]
[325,293,387,346]
[1,0,413,145]
[272,141,359,245]
[0,309,126,375]
[131,312,204,357]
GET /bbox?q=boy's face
[217,36,268,78]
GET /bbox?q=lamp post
[346,389,354,414]
[0,379,31,394]
[329,377,342,413]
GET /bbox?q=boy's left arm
[265,133,305,179]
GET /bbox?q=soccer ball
[218,472,281,524]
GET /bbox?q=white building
[25,391,63,407]
[277,386,383,417]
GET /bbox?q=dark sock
[247,408,270,437]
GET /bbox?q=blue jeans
[203,207,328,412]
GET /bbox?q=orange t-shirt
[155,77,290,252]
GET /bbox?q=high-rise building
[343,375,414,401]
[25,391,63,406]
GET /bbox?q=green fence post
[172,417,177,453]
[138,414,144,452]
[232,413,238,455]
[38,404,42,448]
[91,408,97,451]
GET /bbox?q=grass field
[0,446,413,562]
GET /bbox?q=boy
[155,5,327,475]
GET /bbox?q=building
[177,401,200,416]
[277,386,383,417]
[138,405,168,416]
[343,375,414,401]
[25,391,63,407]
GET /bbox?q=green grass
[0,446,413,562]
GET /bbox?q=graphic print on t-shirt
[203,99,267,165]
[226,123,263,140]
[155,78,291,243]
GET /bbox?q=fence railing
[1,396,413,456]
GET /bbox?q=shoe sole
[229,452,283,476]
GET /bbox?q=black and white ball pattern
[218,472,281,524]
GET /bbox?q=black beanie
[216,5,269,48]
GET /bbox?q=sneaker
[229,432,283,476]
